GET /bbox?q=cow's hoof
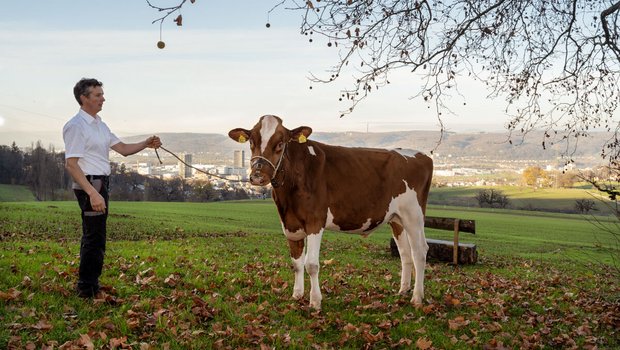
[309,301,321,310]
[411,295,423,306]
[398,288,411,296]
[292,291,304,300]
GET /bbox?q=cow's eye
[275,142,284,152]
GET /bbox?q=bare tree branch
[601,0,620,61]
[146,0,187,23]
[146,0,190,45]
[265,0,620,164]
[148,1,620,165]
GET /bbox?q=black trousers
[73,176,109,295]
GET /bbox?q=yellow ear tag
[298,135,307,143]
[238,135,247,143]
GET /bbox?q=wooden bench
[390,216,477,264]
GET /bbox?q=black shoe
[76,284,99,298]
[76,288,95,298]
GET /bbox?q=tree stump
[390,238,478,264]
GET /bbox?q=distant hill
[122,130,608,166]
[310,130,606,162]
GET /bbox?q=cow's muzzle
[249,158,273,186]
[249,143,287,187]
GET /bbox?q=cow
[229,115,433,310]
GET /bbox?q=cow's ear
[291,126,313,144]
[229,128,251,143]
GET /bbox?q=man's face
[81,86,105,114]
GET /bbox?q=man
[63,78,162,298]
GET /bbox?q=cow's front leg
[288,239,305,300]
[305,230,323,310]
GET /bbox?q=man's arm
[65,157,106,212]
[111,135,161,157]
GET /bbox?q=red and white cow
[229,115,433,310]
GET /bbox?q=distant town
[110,149,265,197]
[110,143,598,198]
[0,129,610,203]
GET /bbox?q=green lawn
[1,200,618,349]
[1,200,617,265]
[429,185,613,214]
[0,184,35,201]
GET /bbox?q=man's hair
[73,78,103,105]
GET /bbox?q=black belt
[86,175,109,181]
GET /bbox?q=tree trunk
[390,238,478,264]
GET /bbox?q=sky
[0,0,511,149]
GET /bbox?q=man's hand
[145,135,162,149]
[89,191,107,212]
[112,136,162,157]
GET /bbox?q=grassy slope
[1,200,617,264]
[429,185,613,214]
[1,183,612,214]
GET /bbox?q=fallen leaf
[22,276,32,287]
[575,324,591,336]
[422,304,435,314]
[444,294,461,306]
[33,319,53,331]
[448,316,470,331]
[416,337,432,350]
[78,334,94,350]
[0,288,21,301]
[343,323,358,332]
[164,274,178,287]
[110,336,128,349]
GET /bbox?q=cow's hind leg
[400,208,429,306]
[288,239,305,300]
[389,221,413,295]
[305,229,324,310]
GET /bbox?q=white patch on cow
[324,208,339,231]
[344,217,373,234]
[306,230,324,309]
[325,207,377,234]
[308,145,317,156]
[384,180,422,223]
[291,254,305,299]
[359,218,372,232]
[393,148,421,160]
[384,179,427,305]
[282,222,306,241]
[260,115,279,153]
[324,180,422,237]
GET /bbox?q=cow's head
[229,115,312,186]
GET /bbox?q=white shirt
[63,109,120,176]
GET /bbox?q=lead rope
[154,146,249,183]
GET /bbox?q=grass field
[0,184,35,202]
[1,199,618,349]
[429,185,614,214]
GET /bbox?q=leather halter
[249,141,287,188]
